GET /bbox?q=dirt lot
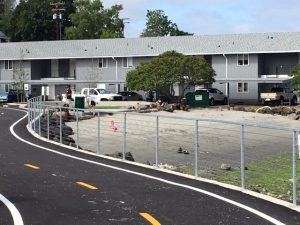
[66,106,300,176]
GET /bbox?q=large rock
[275,106,293,116]
[256,106,273,114]
[52,110,70,120]
[105,152,135,161]
[220,163,231,170]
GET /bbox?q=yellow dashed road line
[139,213,161,225]
[24,164,40,170]
[76,182,98,190]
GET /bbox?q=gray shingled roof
[0,32,300,60]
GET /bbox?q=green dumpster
[75,96,85,109]
[185,90,209,107]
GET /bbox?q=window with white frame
[4,60,13,70]
[237,82,248,93]
[98,58,108,68]
[237,54,249,66]
[122,57,133,68]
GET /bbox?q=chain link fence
[28,96,300,207]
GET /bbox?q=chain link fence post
[240,124,245,190]
[76,109,79,149]
[33,98,36,132]
[195,120,199,177]
[27,99,30,126]
[292,130,297,206]
[123,113,127,160]
[155,116,159,167]
[38,100,41,136]
[97,112,100,155]
[60,107,62,144]
[47,106,50,140]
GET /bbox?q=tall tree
[179,55,216,94]
[65,0,124,40]
[1,0,75,41]
[0,0,15,33]
[141,9,192,37]
[62,0,76,34]
[0,0,15,15]
[126,51,215,98]
[6,0,56,41]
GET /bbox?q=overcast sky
[102,0,300,38]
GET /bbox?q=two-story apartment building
[0,31,299,103]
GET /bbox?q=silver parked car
[198,88,228,105]
[0,92,8,102]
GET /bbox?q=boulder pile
[133,100,190,113]
[39,109,77,147]
[235,105,300,120]
[104,151,135,161]
[255,106,300,119]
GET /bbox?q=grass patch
[216,153,300,202]
[175,163,195,175]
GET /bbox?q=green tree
[61,0,76,33]
[1,0,75,41]
[65,0,124,39]
[141,9,192,37]
[126,51,215,99]
[5,0,56,41]
[0,0,15,15]
[289,64,300,86]
[0,0,15,33]
[179,55,216,94]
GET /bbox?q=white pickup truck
[62,88,122,104]
[260,87,297,105]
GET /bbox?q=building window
[122,57,133,68]
[237,54,249,66]
[5,60,13,70]
[98,58,108,68]
[237,82,248,93]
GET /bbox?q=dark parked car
[118,91,143,101]
[0,92,8,102]
[7,90,24,103]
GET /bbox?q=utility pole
[50,0,65,40]
[122,18,130,37]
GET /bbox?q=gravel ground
[65,106,300,176]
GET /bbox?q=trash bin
[185,90,209,107]
[75,96,85,109]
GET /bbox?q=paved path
[0,107,299,225]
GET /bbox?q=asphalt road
[0,107,299,225]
